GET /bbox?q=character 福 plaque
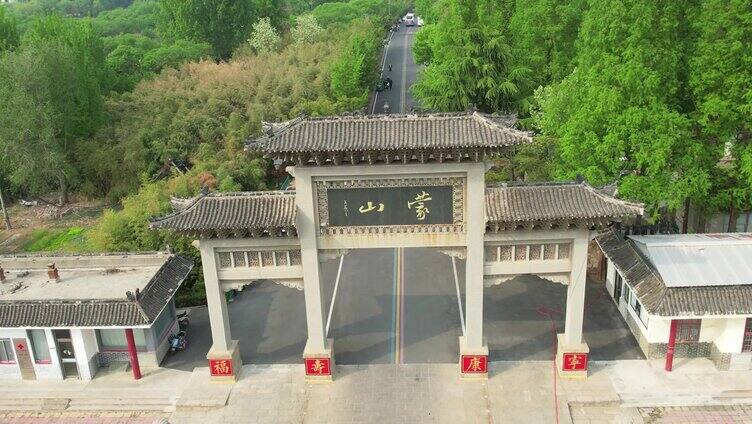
[209,359,234,377]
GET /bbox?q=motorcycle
[169,330,188,352]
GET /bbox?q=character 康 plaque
[327,185,454,227]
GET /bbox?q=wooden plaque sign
[13,338,36,380]
[327,185,454,227]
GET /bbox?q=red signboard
[460,355,488,374]
[305,358,331,376]
[209,359,234,377]
[562,353,588,371]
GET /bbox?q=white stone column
[557,230,590,380]
[198,243,232,350]
[460,163,488,378]
[293,167,333,380]
[564,233,589,345]
[197,240,241,382]
[464,163,486,349]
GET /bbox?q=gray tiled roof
[152,182,642,236]
[0,255,193,328]
[596,230,752,316]
[486,182,644,229]
[249,112,532,164]
[149,192,296,237]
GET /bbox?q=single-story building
[597,230,752,371]
[0,252,193,380]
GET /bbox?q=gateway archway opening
[322,248,466,365]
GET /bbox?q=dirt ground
[0,197,106,254]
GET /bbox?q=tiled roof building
[0,253,193,327]
[247,112,533,165]
[150,182,642,237]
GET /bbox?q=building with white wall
[0,252,193,381]
[597,230,752,371]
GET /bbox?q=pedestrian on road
[388,63,392,72]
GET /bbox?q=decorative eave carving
[268,146,508,167]
[183,227,298,240]
[485,217,617,233]
[484,273,570,287]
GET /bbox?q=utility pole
[0,187,10,230]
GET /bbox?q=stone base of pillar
[459,336,489,380]
[207,340,242,383]
[556,334,589,380]
[303,338,334,383]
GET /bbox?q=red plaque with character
[305,358,331,376]
[209,359,234,377]
[461,355,488,374]
[562,353,588,371]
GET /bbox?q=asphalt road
[372,23,420,114]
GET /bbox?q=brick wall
[646,342,712,360]
[98,351,129,367]
[710,343,732,370]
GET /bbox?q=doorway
[53,329,79,379]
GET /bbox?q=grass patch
[20,227,91,252]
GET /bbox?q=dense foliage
[0,0,405,305]
[415,0,752,219]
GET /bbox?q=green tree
[141,39,211,72]
[0,6,19,51]
[412,0,533,113]
[508,0,586,97]
[330,24,380,106]
[689,0,752,218]
[248,16,280,54]
[291,14,322,44]
[536,0,710,213]
[0,43,81,204]
[0,16,108,204]
[158,0,283,60]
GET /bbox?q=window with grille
[676,320,702,343]
[486,243,572,262]
[743,318,752,352]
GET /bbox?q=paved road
[372,24,420,114]
[163,248,642,370]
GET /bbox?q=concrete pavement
[5,359,752,423]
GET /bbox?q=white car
[404,13,416,26]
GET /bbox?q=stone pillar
[460,163,488,379]
[197,241,241,383]
[556,232,590,380]
[294,168,334,382]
